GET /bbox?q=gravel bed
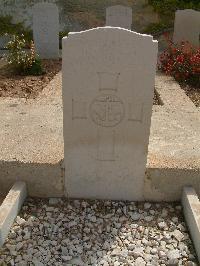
[0,198,198,266]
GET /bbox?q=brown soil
[0,59,61,99]
[0,60,160,105]
[180,84,200,107]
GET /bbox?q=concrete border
[182,186,200,262]
[0,181,27,247]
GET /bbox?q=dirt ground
[181,84,200,108]
[0,59,62,99]
[0,60,162,105]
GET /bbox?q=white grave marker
[173,9,200,47]
[106,5,132,29]
[62,27,157,200]
[33,3,59,59]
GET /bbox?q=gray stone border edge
[0,182,27,247]
[182,186,200,263]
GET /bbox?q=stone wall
[0,0,159,32]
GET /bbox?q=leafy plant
[159,34,200,87]
[143,22,172,35]
[59,31,69,49]
[0,15,23,35]
[148,0,200,36]
[149,0,200,17]
[5,34,43,76]
[0,15,33,46]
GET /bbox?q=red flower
[176,55,184,63]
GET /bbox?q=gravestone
[62,27,157,200]
[33,3,59,59]
[173,9,200,47]
[106,5,132,29]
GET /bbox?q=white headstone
[106,5,132,29]
[33,3,59,59]
[62,27,157,200]
[173,9,200,47]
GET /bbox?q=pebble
[135,257,146,266]
[0,199,197,265]
[131,212,140,220]
[62,255,72,261]
[144,202,151,209]
[173,229,185,242]
[144,215,154,222]
[167,249,180,260]
[49,198,60,205]
[158,221,167,229]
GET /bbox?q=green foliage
[0,15,23,35]
[59,31,69,49]
[24,57,43,76]
[149,0,200,18]
[59,31,69,39]
[143,22,171,35]
[147,1,200,35]
[0,15,33,46]
[5,34,43,76]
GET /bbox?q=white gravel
[0,198,198,266]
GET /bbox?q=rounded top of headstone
[176,9,200,14]
[64,27,156,43]
[106,5,132,15]
[33,2,58,11]
[106,5,132,10]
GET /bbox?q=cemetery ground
[0,59,61,98]
[0,66,199,265]
[181,84,200,108]
[0,57,199,106]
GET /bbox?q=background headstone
[33,3,59,59]
[62,27,157,200]
[173,9,200,47]
[106,5,132,29]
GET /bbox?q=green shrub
[0,15,33,46]
[24,57,43,76]
[149,0,200,18]
[0,15,23,35]
[59,30,69,49]
[143,22,171,35]
[5,34,43,76]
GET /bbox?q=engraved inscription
[97,129,116,161]
[90,94,124,127]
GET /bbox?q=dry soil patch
[180,84,200,108]
[0,59,61,99]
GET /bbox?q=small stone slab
[33,3,59,59]
[173,9,200,47]
[0,181,27,247]
[182,186,200,262]
[106,5,132,29]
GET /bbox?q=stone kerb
[62,27,158,200]
[106,5,133,29]
[33,3,59,59]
